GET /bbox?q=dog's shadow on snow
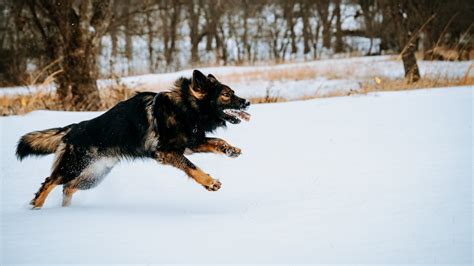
[29,202,236,217]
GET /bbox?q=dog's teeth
[223,109,251,122]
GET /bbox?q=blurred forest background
[0,0,473,109]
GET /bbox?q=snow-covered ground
[1,86,472,264]
[1,56,472,101]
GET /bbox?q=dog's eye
[222,93,231,98]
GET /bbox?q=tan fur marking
[51,143,67,172]
[23,128,69,154]
[191,138,227,154]
[155,151,221,191]
[186,168,215,187]
[166,115,177,127]
[31,177,59,209]
[143,99,159,150]
[191,138,241,157]
[189,84,206,100]
[191,143,219,153]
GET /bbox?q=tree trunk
[401,42,420,83]
[110,26,118,76]
[218,24,228,65]
[123,0,133,75]
[300,0,312,54]
[242,1,252,62]
[313,22,321,59]
[283,0,297,54]
[315,0,333,49]
[322,24,331,49]
[59,47,101,110]
[205,0,218,52]
[359,0,376,55]
[146,5,155,73]
[160,0,180,68]
[187,0,201,65]
[387,2,421,83]
[58,0,112,110]
[334,0,344,53]
[27,0,113,110]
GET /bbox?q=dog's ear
[191,70,208,99]
[207,74,217,82]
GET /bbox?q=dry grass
[1,58,473,115]
[1,75,472,115]
[220,65,356,83]
[358,76,474,95]
[0,84,135,116]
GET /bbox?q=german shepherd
[16,70,251,209]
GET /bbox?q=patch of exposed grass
[2,76,472,115]
[1,60,472,115]
[0,84,135,116]
[221,65,356,83]
[358,76,474,95]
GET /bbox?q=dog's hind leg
[155,151,221,191]
[62,186,78,207]
[60,156,118,207]
[30,144,71,209]
[30,176,61,209]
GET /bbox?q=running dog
[16,70,251,209]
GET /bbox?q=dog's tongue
[223,109,251,122]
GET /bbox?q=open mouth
[222,109,251,124]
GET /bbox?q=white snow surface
[1,87,473,264]
[1,56,472,101]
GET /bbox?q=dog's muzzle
[222,100,251,124]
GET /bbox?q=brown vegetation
[3,73,471,116]
[0,84,134,116]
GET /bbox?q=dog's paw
[223,146,241,158]
[204,179,221,191]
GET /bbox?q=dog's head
[190,70,250,124]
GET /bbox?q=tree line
[0,0,472,109]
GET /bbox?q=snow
[2,56,472,101]
[1,86,472,264]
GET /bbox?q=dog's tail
[16,126,71,160]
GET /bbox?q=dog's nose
[244,100,250,107]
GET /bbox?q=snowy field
[1,86,472,264]
[1,56,472,101]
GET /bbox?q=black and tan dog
[16,70,250,209]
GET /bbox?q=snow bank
[1,56,472,101]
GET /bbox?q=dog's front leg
[155,151,221,191]
[190,138,241,158]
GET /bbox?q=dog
[16,70,251,209]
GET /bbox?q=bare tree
[0,1,29,85]
[145,0,155,73]
[299,0,313,54]
[315,0,334,49]
[187,0,205,65]
[358,0,377,55]
[384,1,420,83]
[282,0,297,54]
[334,0,344,53]
[160,0,181,68]
[26,0,114,109]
